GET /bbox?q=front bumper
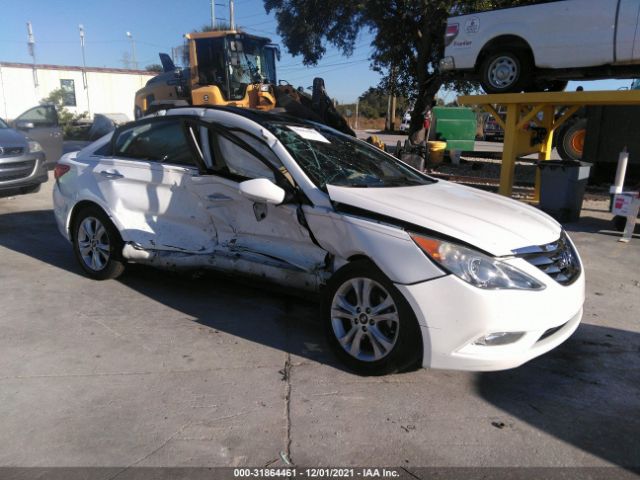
[0,151,47,196]
[396,266,585,371]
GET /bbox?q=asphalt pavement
[0,175,638,477]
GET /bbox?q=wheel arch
[323,255,425,374]
[67,198,125,241]
[476,35,535,70]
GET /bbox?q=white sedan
[53,107,585,375]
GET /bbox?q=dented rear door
[99,118,217,253]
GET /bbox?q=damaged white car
[53,107,585,375]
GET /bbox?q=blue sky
[0,0,631,104]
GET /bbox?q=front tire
[323,260,422,375]
[72,206,125,280]
[480,49,532,94]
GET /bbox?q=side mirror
[16,120,35,130]
[238,178,285,205]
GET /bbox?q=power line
[278,42,373,69]
[239,18,275,28]
[236,11,269,19]
[278,57,371,73]
[280,58,371,82]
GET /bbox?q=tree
[264,0,539,142]
[40,88,88,139]
[198,23,232,32]
[145,64,163,73]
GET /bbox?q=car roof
[165,105,309,125]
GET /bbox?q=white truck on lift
[440,0,640,93]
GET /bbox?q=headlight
[410,233,545,290]
[28,141,43,153]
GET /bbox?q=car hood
[327,181,561,256]
[0,128,28,147]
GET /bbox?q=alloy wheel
[77,216,111,271]
[488,56,518,90]
[330,277,400,362]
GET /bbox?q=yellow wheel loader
[134,30,355,136]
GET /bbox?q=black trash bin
[537,160,592,222]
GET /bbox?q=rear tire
[72,206,125,280]
[556,118,587,162]
[480,49,533,94]
[323,260,422,375]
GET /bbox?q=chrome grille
[0,160,36,181]
[514,232,580,285]
[0,146,25,157]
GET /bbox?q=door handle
[100,170,124,179]
[207,193,232,201]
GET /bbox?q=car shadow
[0,209,344,371]
[564,215,639,237]
[475,323,640,469]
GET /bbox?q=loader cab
[188,31,278,102]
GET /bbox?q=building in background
[0,62,154,120]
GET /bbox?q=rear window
[113,119,194,165]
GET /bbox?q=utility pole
[355,99,359,130]
[26,22,38,90]
[390,95,396,131]
[210,0,215,29]
[389,65,397,132]
[229,0,235,30]
[126,31,138,69]
[79,24,91,116]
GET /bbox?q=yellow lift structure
[457,90,640,200]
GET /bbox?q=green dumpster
[432,107,477,152]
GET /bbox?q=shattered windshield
[266,122,435,189]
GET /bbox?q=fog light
[474,332,525,346]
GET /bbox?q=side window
[209,130,276,182]
[93,141,113,156]
[114,120,195,166]
[60,79,76,107]
[16,105,58,127]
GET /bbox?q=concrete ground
[0,175,638,477]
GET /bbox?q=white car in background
[53,107,585,375]
[399,112,412,132]
[440,0,640,93]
